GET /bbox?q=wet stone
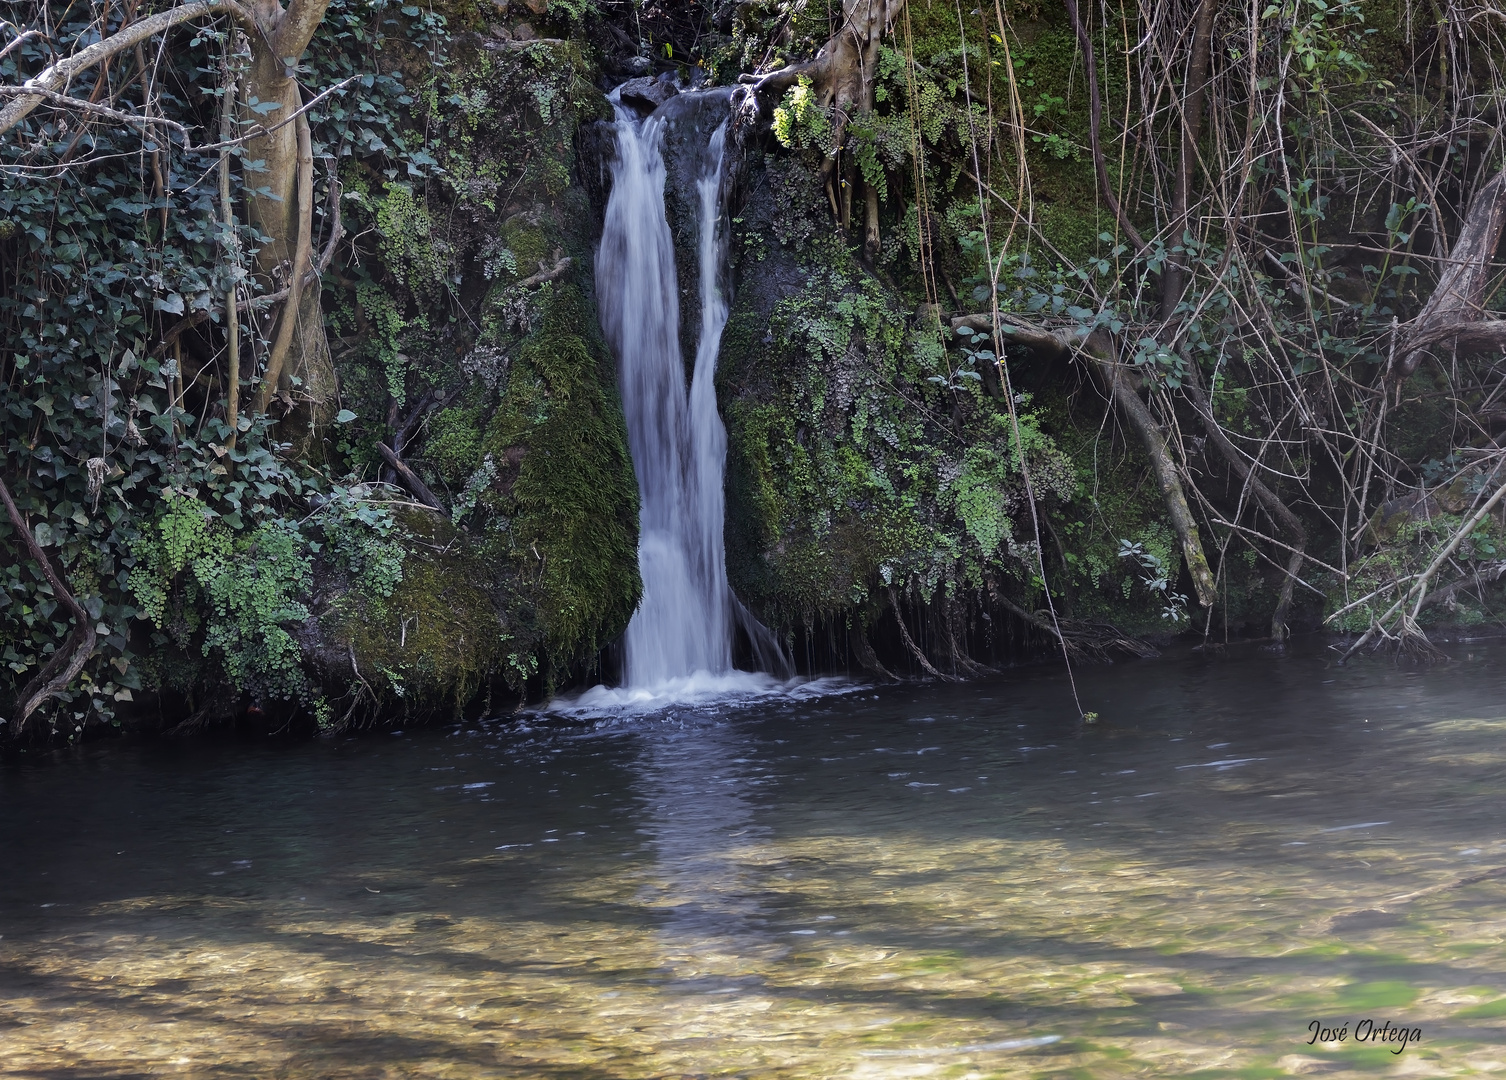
[618,76,678,114]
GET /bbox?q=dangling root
[889,588,958,681]
[850,619,897,681]
[988,583,1157,662]
[0,475,97,735]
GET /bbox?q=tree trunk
[1394,170,1506,382]
[1088,336,1217,609]
[239,0,335,451]
[745,0,904,252]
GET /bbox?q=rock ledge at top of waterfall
[618,74,678,114]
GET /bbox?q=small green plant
[129,496,312,699]
[313,486,407,608]
[773,76,833,154]
[1118,539,1189,623]
[313,695,335,732]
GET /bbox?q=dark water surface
[4,646,1506,1077]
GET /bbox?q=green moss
[480,282,641,681]
[424,405,484,486]
[326,509,506,713]
[500,217,551,278]
[315,23,635,700]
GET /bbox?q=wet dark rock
[619,76,678,114]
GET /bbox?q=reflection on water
[4,646,1506,1077]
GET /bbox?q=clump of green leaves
[129,496,312,700]
[1118,538,1189,624]
[313,486,407,609]
[773,77,833,154]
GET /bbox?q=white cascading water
[583,94,791,708]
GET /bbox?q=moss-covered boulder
[305,508,510,720]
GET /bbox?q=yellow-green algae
[3,825,1504,1077]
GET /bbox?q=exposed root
[739,0,905,246]
[888,588,957,681]
[850,619,898,681]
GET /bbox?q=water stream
[4,90,1504,1080]
[593,96,786,705]
[4,646,1506,1077]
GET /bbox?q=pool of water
[4,645,1506,1077]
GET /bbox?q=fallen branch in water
[1387,865,1506,905]
[988,581,1157,661]
[1324,864,1506,931]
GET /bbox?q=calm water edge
[4,644,1506,1077]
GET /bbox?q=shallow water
[4,646,1506,1077]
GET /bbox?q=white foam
[545,671,858,718]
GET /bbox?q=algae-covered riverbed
[4,647,1506,1078]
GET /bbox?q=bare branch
[0,476,96,734]
[1062,0,1147,253]
[0,1,252,139]
[376,443,444,512]
[0,83,191,136]
[0,29,43,63]
[190,74,356,152]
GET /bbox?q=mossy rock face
[307,509,509,718]
[716,145,1252,641]
[312,29,635,706]
[719,179,1074,630]
[477,280,642,678]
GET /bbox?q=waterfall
[593,94,788,699]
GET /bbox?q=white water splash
[551,672,857,720]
